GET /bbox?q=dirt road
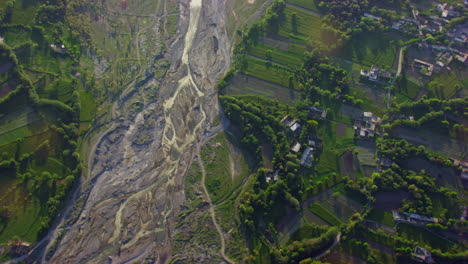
[197,146,236,264]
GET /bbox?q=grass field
[396,74,421,99]
[79,89,96,123]
[309,202,343,226]
[278,6,322,44]
[202,132,248,203]
[337,32,398,69]
[286,0,320,12]
[367,209,395,227]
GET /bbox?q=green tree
[291,12,298,34]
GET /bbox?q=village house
[354,112,381,138]
[461,206,468,221]
[412,246,434,263]
[363,13,381,21]
[392,211,438,225]
[300,147,314,166]
[380,157,394,168]
[360,65,393,82]
[437,3,461,18]
[291,142,301,153]
[459,160,468,180]
[435,51,453,71]
[308,106,327,119]
[414,59,434,76]
[50,43,67,54]
[281,115,302,135]
[265,170,279,183]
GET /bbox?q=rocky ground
[43,0,231,263]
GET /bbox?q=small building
[309,106,327,119]
[364,13,381,21]
[461,206,468,221]
[392,211,402,221]
[360,66,380,80]
[266,170,280,183]
[402,212,438,223]
[290,122,302,133]
[354,112,381,138]
[381,158,394,168]
[414,59,434,76]
[300,147,314,166]
[455,53,468,64]
[281,115,296,127]
[50,44,67,54]
[273,170,279,181]
[412,246,434,263]
[291,142,301,153]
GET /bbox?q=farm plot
[427,71,465,99]
[356,140,377,166]
[373,191,410,212]
[304,187,364,226]
[401,157,462,193]
[278,6,322,44]
[224,73,300,104]
[319,194,365,222]
[320,121,355,149]
[392,127,467,159]
[285,0,320,12]
[242,57,295,87]
[339,150,362,180]
[309,202,343,226]
[397,223,456,251]
[247,43,304,67]
[322,249,367,264]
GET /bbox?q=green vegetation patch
[10,0,41,25]
[397,223,455,251]
[427,71,464,99]
[309,202,343,226]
